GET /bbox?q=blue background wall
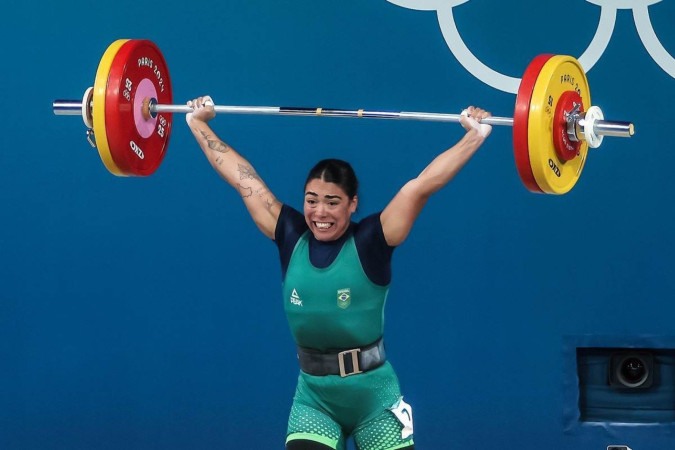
[2,1,674,449]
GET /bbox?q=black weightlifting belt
[296,338,386,377]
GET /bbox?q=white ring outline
[387,0,674,93]
[633,4,675,78]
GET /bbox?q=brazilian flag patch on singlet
[337,288,351,309]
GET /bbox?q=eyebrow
[305,191,343,200]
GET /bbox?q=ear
[350,195,359,213]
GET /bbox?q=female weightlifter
[186,96,491,450]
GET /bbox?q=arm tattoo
[238,184,253,198]
[199,130,231,154]
[253,186,278,212]
[237,163,260,181]
[265,198,277,212]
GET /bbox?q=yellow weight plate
[92,39,129,176]
[528,55,591,194]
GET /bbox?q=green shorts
[286,361,414,450]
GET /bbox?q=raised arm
[380,106,492,247]
[186,96,282,239]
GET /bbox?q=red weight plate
[513,54,553,193]
[552,90,583,161]
[105,39,173,176]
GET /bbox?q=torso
[275,205,394,351]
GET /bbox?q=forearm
[413,129,486,197]
[188,119,249,188]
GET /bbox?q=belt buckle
[337,348,362,377]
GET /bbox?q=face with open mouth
[304,178,358,241]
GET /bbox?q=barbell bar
[52,39,635,194]
[54,98,634,138]
[54,99,519,124]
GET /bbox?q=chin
[312,231,338,242]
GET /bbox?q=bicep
[380,179,429,247]
[218,160,281,239]
[238,178,282,239]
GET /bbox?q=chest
[284,237,376,311]
[281,236,389,348]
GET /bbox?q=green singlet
[283,231,388,350]
[282,231,414,450]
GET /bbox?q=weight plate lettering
[104,39,173,176]
[527,55,590,194]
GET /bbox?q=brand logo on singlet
[337,288,351,309]
[290,289,303,306]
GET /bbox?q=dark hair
[304,159,359,199]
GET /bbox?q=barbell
[53,39,635,194]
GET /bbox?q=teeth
[315,222,332,229]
